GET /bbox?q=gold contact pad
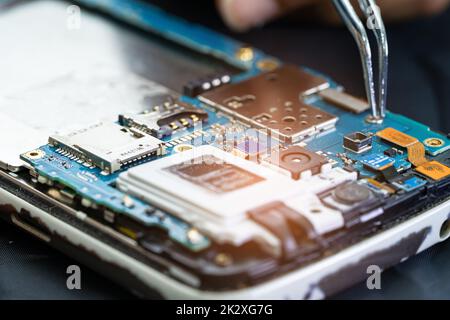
[376,127,428,166]
[377,128,450,180]
[416,161,450,181]
[376,128,418,148]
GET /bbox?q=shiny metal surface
[333,0,389,123]
[200,65,336,142]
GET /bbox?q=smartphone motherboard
[1,0,450,298]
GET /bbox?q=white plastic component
[118,146,299,225]
[296,167,358,194]
[0,112,47,171]
[0,1,173,171]
[118,146,357,253]
[285,194,345,235]
[118,145,295,255]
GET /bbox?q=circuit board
[15,0,450,290]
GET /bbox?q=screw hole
[282,116,296,123]
[440,218,450,239]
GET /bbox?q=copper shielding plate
[200,65,337,142]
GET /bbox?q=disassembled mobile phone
[0,0,449,299]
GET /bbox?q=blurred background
[151,0,450,133]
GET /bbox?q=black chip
[384,148,398,158]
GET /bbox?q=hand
[216,0,450,31]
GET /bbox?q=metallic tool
[333,0,388,124]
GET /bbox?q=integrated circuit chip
[116,145,300,253]
[200,65,337,142]
[376,127,450,180]
[117,145,294,224]
[360,153,395,171]
[165,154,265,194]
[376,127,428,166]
[49,122,165,173]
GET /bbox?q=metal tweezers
[333,0,388,123]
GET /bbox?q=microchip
[376,128,450,179]
[376,127,428,166]
[361,153,395,171]
[233,139,261,159]
[377,127,450,156]
[200,65,337,142]
[232,133,276,161]
[117,145,308,255]
[165,155,265,194]
[384,148,399,157]
[117,145,294,224]
[392,175,427,192]
[49,122,165,173]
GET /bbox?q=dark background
[147,0,450,133]
[1,0,450,299]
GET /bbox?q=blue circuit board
[21,95,277,251]
[20,0,450,252]
[304,96,450,177]
[360,154,396,171]
[25,144,210,251]
[392,176,428,192]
